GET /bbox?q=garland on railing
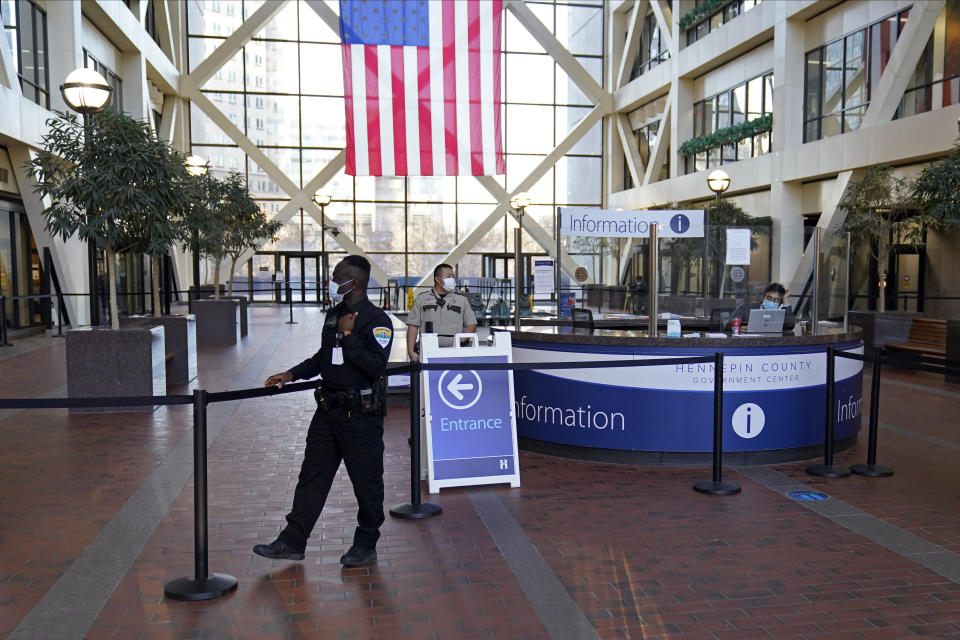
[679,0,729,32]
[678,114,772,157]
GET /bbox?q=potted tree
[222,186,282,336]
[186,173,276,345]
[841,165,932,348]
[912,138,960,381]
[26,108,194,407]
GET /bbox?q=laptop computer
[747,308,786,334]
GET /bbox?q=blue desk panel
[512,340,864,453]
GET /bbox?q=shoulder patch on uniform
[372,326,392,348]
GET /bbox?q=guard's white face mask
[329,278,354,304]
[442,277,457,292]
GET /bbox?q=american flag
[339,0,504,177]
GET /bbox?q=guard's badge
[372,326,392,348]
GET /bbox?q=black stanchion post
[164,389,238,601]
[285,286,297,324]
[56,290,64,337]
[851,347,894,477]
[694,352,741,495]
[1,296,12,347]
[807,347,851,478]
[391,361,442,519]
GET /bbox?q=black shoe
[339,545,377,567]
[253,540,305,560]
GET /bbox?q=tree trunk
[877,245,888,313]
[213,253,222,300]
[151,254,162,316]
[106,245,120,330]
[227,255,236,298]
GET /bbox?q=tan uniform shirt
[407,289,477,347]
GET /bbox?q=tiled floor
[1,306,958,639]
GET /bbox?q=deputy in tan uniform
[406,263,477,361]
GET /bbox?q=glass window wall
[689,71,773,173]
[188,0,603,286]
[1,0,49,109]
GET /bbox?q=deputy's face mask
[442,277,457,292]
[329,279,354,304]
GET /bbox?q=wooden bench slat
[887,318,947,358]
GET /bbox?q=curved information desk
[505,328,864,464]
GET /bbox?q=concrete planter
[120,315,197,384]
[187,285,225,313]
[847,310,920,350]
[194,299,240,346]
[66,326,166,413]
[223,295,249,337]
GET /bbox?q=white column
[772,10,804,152]
[46,0,83,115]
[121,52,148,121]
[770,180,804,285]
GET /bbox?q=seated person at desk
[725,282,793,331]
[406,263,477,360]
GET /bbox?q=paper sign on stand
[533,259,554,296]
[725,228,751,265]
[420,331,520,493]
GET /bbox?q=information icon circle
[731,403,765,439]
[670,213,690,234]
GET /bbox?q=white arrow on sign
[447,373,474,400]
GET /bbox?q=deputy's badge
[372,326,392,348]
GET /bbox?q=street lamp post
[704,169,731,312]
[60,68,112,326]
[313,193,333,308]
[509,193,531,332]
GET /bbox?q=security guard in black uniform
[254,255,393,567]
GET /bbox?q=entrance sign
[421,331,520,493]
[558,207,704,239]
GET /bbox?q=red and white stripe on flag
[341,0,504,177]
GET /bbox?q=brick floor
[1,307,958,639]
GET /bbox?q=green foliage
[25,108,192,256]
[679,0,729,31]
[678,115,772,157]
[911,140,960,231]
[839,165,929,258]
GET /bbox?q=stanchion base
[806,464,851,478]
[164,573,238,601]
[850,463,894,477]
[390,502,442,519]
[285,321,298,324]
[693,480,741,495]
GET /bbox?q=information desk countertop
[498,327,864,465]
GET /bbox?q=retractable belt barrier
[4,347,957,600]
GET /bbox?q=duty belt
[324,388,362,405]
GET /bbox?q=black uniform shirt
[288,297,394,390]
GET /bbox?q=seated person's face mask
[761,299,780,310]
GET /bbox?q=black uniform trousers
[277,404,385,552]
